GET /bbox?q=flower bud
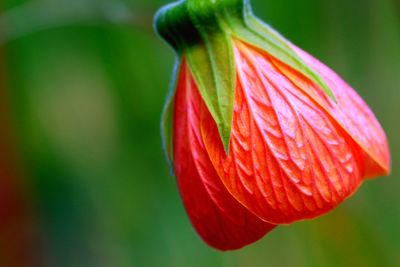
[155,0,391,250]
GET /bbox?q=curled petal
[284,46,390,177]
[201,42,366,224]
[173,60,275,250]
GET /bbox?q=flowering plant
[155,0,390,250]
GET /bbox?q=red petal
[173,59,275,250]
[201,42,366,224]
[277,45,390,177]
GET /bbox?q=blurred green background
[0,0,399,266]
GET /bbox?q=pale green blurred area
[0,0,399,266]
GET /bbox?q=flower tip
[220,126,232,155]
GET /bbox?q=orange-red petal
[201,42,367,224]
[283,45,390,177]
[173,59,275,250]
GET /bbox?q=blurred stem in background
[0,0,153,44]
[0,29,40,267]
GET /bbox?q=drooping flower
[155,0,390,250]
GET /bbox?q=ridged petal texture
[173,40,390,248]
[287,45,390,178]
[173,60,276,251]
[200,41,390,224]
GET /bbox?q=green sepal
[155,0,337,159]
[156,0,238,153]
[160,59,181,175]
[185,31,235,152]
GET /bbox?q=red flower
[173,57,276,251]
[156,0,390,250]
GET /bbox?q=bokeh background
[0,0,399,266]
